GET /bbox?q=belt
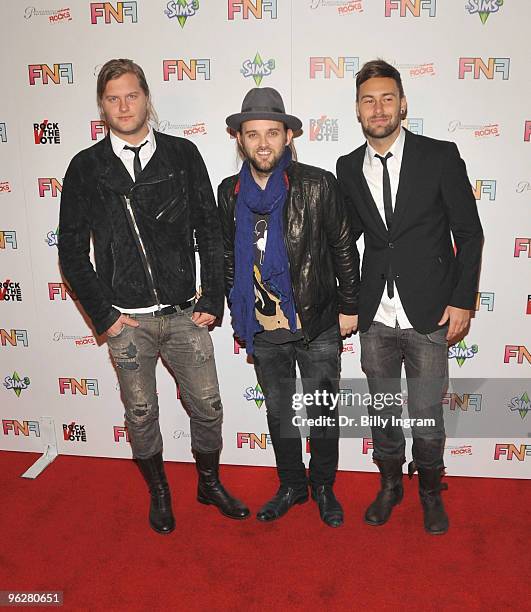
[128,300,194,317]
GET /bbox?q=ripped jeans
[107,305,223,459]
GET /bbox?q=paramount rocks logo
[243,383,265,408]
[448,340,478,367]
[396,62,435,78]
[309,116,339,142]
[0,181,12,193]
[448,443,473,456]
[3,372,31,397]
[53,331,96,346]
[63,422,87,441]
[241,52,275,86]
[33,120,61,145]
[165,0,199,26]
[158,120,207,137]
[309,0,364,14]
[516,181,531,194]
[24,6,72,22]
[465,0,503,23]
[0,280,22,302]
[448,120,500,139]
[508,392,530,420]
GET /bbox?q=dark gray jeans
[107,305,223,459]
[359,321,448,469]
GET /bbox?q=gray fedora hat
[226,87,302,132]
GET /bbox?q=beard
[247,147,285,176]
[106,107,149,138]
[362,114,401,140]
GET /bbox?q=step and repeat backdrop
[1,0,530,478]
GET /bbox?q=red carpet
[0,451,529,611]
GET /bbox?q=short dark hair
[356,59,404,101]
[96,58,156,123]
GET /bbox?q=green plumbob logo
[165,0,199,27]
[241,52,275,86]
[448,340,479,367]
[465,0,503,24]
[243,383,265,408]
[4,371,31,397]
[508,392,530,419]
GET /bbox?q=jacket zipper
[122,194,161,309]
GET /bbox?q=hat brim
[226,111,302,132]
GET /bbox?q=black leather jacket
[217,161,359,343]
[58,131,224,335]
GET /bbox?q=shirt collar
[365,126,405,169]
[110,126,155,158]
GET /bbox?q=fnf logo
[2,420,40,437]
[91,120,108,141]
[163,59,211,81]
[527,296,531,316]
[514,238,531,258]
[0,329,28,347]
[63,422,87,442]
[0,123,6,142]
[442,393,482,411]
[475,291,495,312]
[233,338,245,354]
[113,425,130,442]
[90,2,138,23]
[48,282,77,301]
[228,0,277,19]
[58,378,99,396]
[401,118,423,135]
[28,63,73,85]
[0,231,17,250]
[458,57,510,80]
[38,178,62,197]
[472,179,496,201]
[236,432,272,449]
[33,120,60,145]
[385,0,436,17]
[525,121,531,142]
[309,57,359,79]
[361,437,373,454]
[494,444,531,461]
[504,346,531,365]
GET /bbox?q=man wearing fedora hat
[218,88,359,527]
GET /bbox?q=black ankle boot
[195,450,250,520]
[418,467,449,535]
[256,485,309,522]
[311,485,344,528]
[364,458,404,526]
[136,452,175,535]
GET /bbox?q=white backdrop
[1,0,530,478]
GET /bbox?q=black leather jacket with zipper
[217,161,359,343]
[58,131,224,335]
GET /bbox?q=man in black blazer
[336,60,483,534]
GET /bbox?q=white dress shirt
[110,127,171,314]
[363,127,413,329]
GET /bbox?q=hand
[191,311,216,328]
[339,314,358,337]
[106,314,139,337]
[438,306,471,343]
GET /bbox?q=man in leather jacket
[218,88,359,527]
[58,59,249,534]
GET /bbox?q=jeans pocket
[425,326,448,345]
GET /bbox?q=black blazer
[336,129,483,334]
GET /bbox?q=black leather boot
[136,451,175,535]
[311,485,344,528]
[195,450,250,520]
[364,458,404,526]
[418,467,449,535]
[256,485,309,522]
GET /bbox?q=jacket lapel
[99,134,134,194]
[390,129,421,236]
[353,144,388,237]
